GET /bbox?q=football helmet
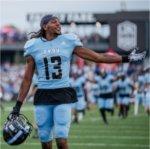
[3,114,33,145]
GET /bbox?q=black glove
[122,47,146,62]
[9,101,23,118]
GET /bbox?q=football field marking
[72,125,148,130]
[70,129,148,134]
[69,135,148,140]
[0,142,149,148]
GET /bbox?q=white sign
[117,21,137,51]
[26,13,96,24]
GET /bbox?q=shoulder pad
[63,33,79,41]
[24,38,36,49]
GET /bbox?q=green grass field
[0,101,149,149]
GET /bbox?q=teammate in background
[9,14,145,149]
[91,78,100,105]
[116,74,134,118]
[70,73,86,123]
[84,70,96,109]
[143,67,150,115]
[144,83,150,116]
[134,82,144,116]
[134,70,145,115]
[96,69,115,124]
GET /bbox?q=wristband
[14,101,23,111]
[122,56,129,63]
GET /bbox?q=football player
[116,73,134,118]
[9,14,146,149]
[96,69,115,124]
[143,67,150,115]
[134,82,144,116]
[70,73,86,123]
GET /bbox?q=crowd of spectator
[0,25,107,45]
[0,26,27,44]
[0,62,24,101]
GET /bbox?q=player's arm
[73,46,122,63]
[17,56,35,102]
[11,56,35,116]
[73,46,146,63]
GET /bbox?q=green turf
[0,101,149,149]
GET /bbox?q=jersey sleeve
[23,39,35,57]
[72,34,83,47]
[67,34,83,48]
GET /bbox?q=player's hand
[8,101,22,119]
[11,106,20,116]
[8,107,20,120]
[129,47,146,62]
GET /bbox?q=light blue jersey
[117,78,133,105]
[137,75,145,92]
[98,74,114,94]
[97,74,114,109]
[24,34,82,89]
[117,78,133,96]
[91,78,100,103]
[73,76,86,98]
[70,76,86,110]
[144,73,150,84]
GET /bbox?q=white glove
[129,47,146,61]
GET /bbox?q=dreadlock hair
[29,27,46,40]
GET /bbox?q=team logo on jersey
[61,41,66,45]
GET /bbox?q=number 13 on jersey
[43,56,62,80]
